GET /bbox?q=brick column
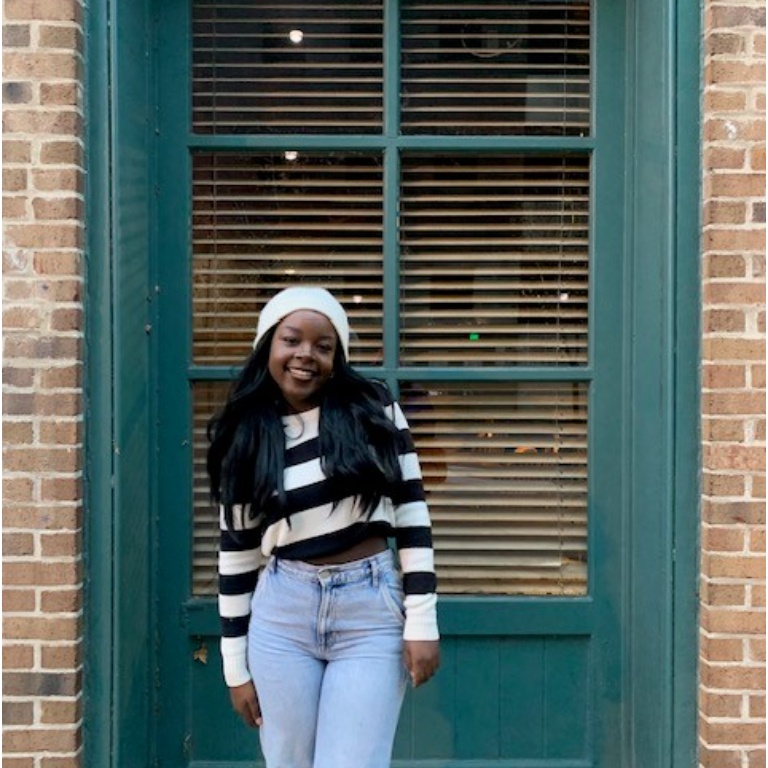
[700,2,767,767]
[2,1,85,766]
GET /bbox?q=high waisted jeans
[247,549,408,768]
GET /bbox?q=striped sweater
[218,398,439,687]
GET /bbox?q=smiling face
[268,310,338,413]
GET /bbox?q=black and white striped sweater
[218,399,439,687]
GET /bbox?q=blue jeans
[247,549,408,768]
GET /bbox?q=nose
[294,340,313,358]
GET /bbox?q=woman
[207,286,440,768]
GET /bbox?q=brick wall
[700,1,767,767]
[2,1,85,766]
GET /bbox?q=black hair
[207,328,403,532]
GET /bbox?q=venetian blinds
[400,154,589,365]
[401,1,590,135]
[190,0,592,597]
[192,0,384,133]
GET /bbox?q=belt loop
[272,555,279,573]
[370,558,379,587]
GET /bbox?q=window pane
[192,0,384,134]
[401,381,588,595]
[401,0,591,136]
[399,153,590,366]
[192,152,384,366]
[192,381,589,596]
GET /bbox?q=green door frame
[83,0,701,765]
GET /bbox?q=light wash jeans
[247,549,408,768]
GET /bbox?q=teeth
[288,368,313,380]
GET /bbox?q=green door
[150,1,677,766]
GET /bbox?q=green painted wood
[671,0,702,758]
[187,135,595,151]
[84,0,155,766]
[187,366,595,382]
[455,639,502,758]
[153,1,196,767]
[543,639,589,759]
[624,0,701,762]
[83,0,116,763]
[499,640,545,758]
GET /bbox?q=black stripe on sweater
[219,570,259,595]
[220,615,250,638]
[403,571,437,595]
[395,526,433,549]
[220,527,261,551]
[389,478,426,506]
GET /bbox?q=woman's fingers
[403,640,441,687]
[230,681,263,728]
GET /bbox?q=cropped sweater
[218,397,439,687]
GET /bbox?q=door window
[189,0,592,598]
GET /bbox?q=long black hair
[207,327,404,531]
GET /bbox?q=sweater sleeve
[218,503,267,687]
[387,399,440,642]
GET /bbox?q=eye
[282,335,299,346]
[317,343,333,354]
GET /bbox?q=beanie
[253,286,350,360]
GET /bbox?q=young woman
[207,286,440,768]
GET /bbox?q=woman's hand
[229,681,262,728]
[403,640,441,687]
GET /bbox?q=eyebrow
[281,325,335,341]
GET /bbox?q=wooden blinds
[192,152,385,366]
[400,154,589,365]
[401,1,591,135]
[192,0,384,134]
[192,380,588,595]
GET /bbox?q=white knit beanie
[253,286,350,360]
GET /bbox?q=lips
[287,366,315,381]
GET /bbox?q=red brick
[704,555,766,582]
[701,691,744,718]
[704,445,766,471]
[3,728,81,753]
[705,309,747,333]
[703,722,767,746]
[2,702,34,726]
[3,644,34,669]
[40,643,80,670]
[40,588,81,612]
[40,698,82,724]
[3,589,36,612]
[2,532,36,556]
[701,663,766,690]
[40,532,80,557]
[40,140,82,165]
[3,559,81,587]
[3,0,83,21]
[705,254,747,278]
[38,25,82,50]
[703,418,746,442]
[3,110,81,137]
[701,635,745,662]
[3,616,81,642]
[697,747,742,768]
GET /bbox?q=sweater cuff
[221,636,251,687]
[403,592,439,641]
